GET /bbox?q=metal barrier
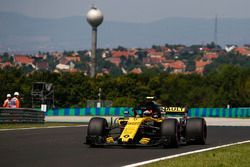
[0,108,45,123]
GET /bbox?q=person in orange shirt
[10,92,20,108]
[3,94,11,108]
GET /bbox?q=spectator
[3,94,11,108]
[10,92,20,108]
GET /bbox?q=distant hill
[0,12,250,53]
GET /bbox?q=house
[143,53,166,64]
[36,61,49,70]
[195,60,211,74]
[204,52,218,60]
[51,52,63,60]
[171,60,186,73]
[130,67,142,75]
[85,51,92,57]
[0,61,13,69]
[147,49,164,57]
[233,47,250,56]
[161,60,175,69]
[106,57,121,66]
[66,56,80,62]
[34,54,47,60]
[111,51,127,58]
[161,46,172,53]
[225,45,236,52]
[102,50,111,58]
[14,55,34,66]
[111,50,137,58]
[199,47,211,52]
[56,63,70,70]
[66,54,81,62]
[59,57,70,65]
[161,60,186,73]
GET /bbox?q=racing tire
[186,118,207,145]
[161,118,180,148]
[86,117,108,146]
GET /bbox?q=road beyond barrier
[45,107,250,118]
[0,108,45,123]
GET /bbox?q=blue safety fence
[46,107,133,116]
[45,107,250,118]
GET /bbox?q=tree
[204,52,250,74]
[206,65,249,107]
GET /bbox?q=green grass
[0,122,86,129]
[144,143,250,167]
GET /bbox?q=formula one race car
[85,101,207,148]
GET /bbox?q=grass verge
[0,122,86,129]
[144,142,250,167]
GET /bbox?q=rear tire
[161,118,180,148]
[186,118,207,144]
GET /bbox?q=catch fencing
[0,108,45,123]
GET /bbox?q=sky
[0,0,250,23]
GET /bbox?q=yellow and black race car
[85,101,207,148]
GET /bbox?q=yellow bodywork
[139,138,150,144]
[162,107,186,113]
[118,117,162,143]
[106,137,114,143]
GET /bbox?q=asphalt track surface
[0,126,250,167]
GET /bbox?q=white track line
[123,140,250,167]
[0,125,87,132]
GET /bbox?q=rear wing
[161,107,188,115]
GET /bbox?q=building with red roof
[106,57,121,67]
[130,67,142,74]
[111,50,137,58]
[161,60,186,73]
[204,52,218,60]
[161,60,175,69]
[170,60,186,73]
[234,47,250,56]
[66,55,81,62]
[146,49,164,57]
[14,55,34,65]
[0,61,13,69]
[195,60,211,74]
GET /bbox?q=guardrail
[0,108,45,123]
[46,107,250,118]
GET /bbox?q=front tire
[86,117,108,146]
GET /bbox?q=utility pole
[214,15,218,47]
